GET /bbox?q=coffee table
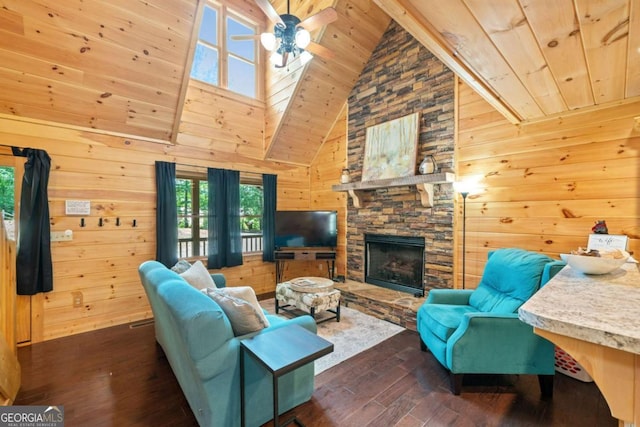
[240,324,333,427]
[276,277,341,323]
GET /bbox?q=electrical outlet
[72,291,83,308]
[51,230,73,242]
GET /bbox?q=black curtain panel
[262,174,277,262]
[207,168,242,269]
[155,161,178,268]
[12,147,53,295]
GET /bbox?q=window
[190,1,259,99]
[176,176,208,258]
[176,173,263,259]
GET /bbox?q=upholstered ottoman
[275,277,341,323]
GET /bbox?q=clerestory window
[190,1,260,99]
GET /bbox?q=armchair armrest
[446,312,555,374]
[426,289,474,305]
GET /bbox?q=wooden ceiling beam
[374,0,522,124]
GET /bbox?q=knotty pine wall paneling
[455,79,640,288]
[1,79,313,342]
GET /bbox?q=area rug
[261,300,405,375]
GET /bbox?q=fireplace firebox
[365,234,425,296]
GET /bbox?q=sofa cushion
[202,288,269,336]
[469,249,553,313]
[180,260,215,290]
[206,286,270,328]
[421,304,476,341]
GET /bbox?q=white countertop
[519,262,640,355]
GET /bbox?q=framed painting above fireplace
[362,112,420,182]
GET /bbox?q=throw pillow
[171,260,192,274]
[214,286,270,328]
[179,260,215,290]
[202,288,269,336]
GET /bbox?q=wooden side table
[240,324,333,427]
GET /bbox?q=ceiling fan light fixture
[270,52,284,65]
[300,50,313,65]
[295,29,311,49]
[260,32,277,51]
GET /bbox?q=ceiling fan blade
[254,0,285,27]
[298,7,337,31]
[305,41,334,60]
[231,34,260,41]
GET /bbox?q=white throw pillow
[179,260,215,290]
[215,286,270,328]
[202,287,269,336]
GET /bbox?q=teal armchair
[417,248,565,396]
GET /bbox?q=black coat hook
[116,217,120,226]
[80,218,85,227]
[99,218,103,227]
[132,219,137,227]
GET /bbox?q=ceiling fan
[233,0,337,69]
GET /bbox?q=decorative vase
[419,155,438,174]
[340,168,350,183]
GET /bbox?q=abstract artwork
[362,112,419,181]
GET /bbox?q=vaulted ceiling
[376,0,640,124]
[1,0,638,165]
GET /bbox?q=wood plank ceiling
[263,0,390,165]
[1,0,637,164]
[0,0,196,142]
[375,0,640,124]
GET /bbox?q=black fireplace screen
[365,234,425,296]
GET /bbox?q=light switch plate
[51,230,73,241]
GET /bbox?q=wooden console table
[519,262,640,426]
[274,250,336,283]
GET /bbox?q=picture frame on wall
[362,112,420,182]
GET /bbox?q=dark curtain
[207,168,242,269]
[155,161,178,267]
[262,174,277,262]
[12,147,53,295]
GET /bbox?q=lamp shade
[295,29,311,49]
[269,52,283,65]
[260,32,277,51]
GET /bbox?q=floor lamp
[459,191,469,289]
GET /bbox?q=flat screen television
[275,210,337,249]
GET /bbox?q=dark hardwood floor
[15,322,616,426]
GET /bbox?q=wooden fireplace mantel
[331,172,455,208]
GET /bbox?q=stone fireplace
[365,234,425,296]
[344,21,455,294]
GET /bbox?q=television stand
[274,249,336,283]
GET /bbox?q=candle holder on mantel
[340,168,351,184]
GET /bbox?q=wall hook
[132,219,137,227]
[99,217,103,227]
[80,218,85,227]
[116,217,120,226]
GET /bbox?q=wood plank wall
[455,79,640,288]
[0,0,197,142]
[0,78,320,343]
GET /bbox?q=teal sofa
[138,260,316,427]
[417,248,565,396]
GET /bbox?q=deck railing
[178,233,263,258]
